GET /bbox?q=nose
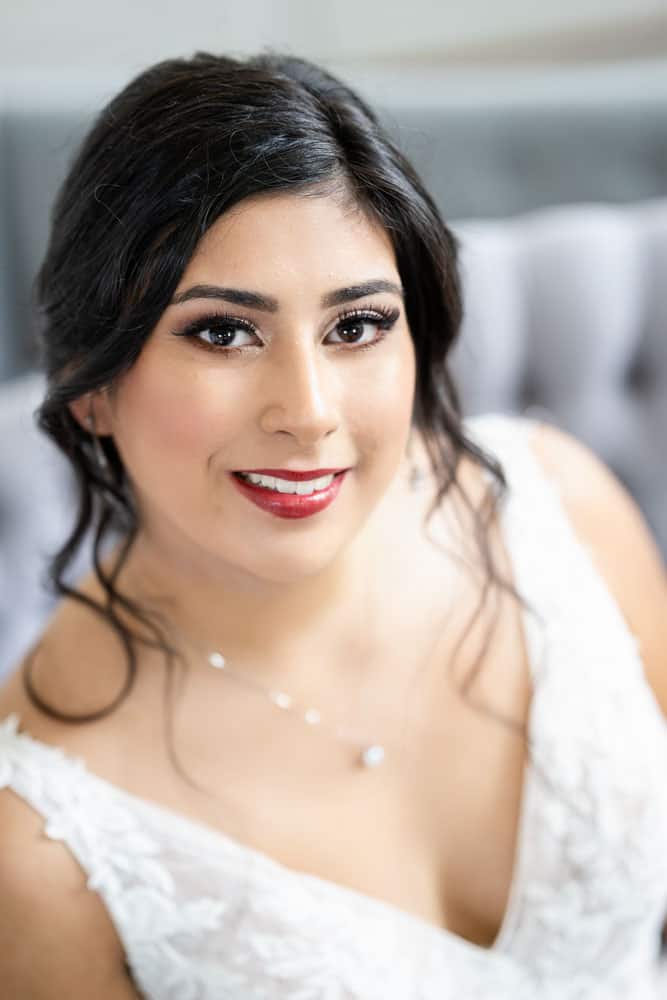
[258,342,339,445]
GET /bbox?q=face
[91,190,416,585]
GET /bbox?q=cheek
[111,359,244,463]
[349,340,416,457]
[380,336,416,423]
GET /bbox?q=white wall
[1,0,665,73]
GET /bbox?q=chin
[250,542,350,584]
[214,519,361,586]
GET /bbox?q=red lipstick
[230,469,348,519]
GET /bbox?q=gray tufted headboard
[451,198,667,556]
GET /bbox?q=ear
[68,390,113,436]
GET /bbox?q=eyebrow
[170,279,404,311]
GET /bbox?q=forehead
[178,190,398,292]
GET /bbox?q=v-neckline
[83,741,535,957]
[4,709,535,958]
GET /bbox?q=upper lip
[235,468,346,481]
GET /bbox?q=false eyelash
[337,304,399,328]
[171,303,401,355]
[173,311,259,345]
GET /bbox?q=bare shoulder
[0,784,140,997]
[0,589,142,995]
[0,577,150,995]
[522,416,667,717]
[0,566,141,747]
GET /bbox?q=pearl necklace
[207,650,386,769]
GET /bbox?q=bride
[0,51,665,999]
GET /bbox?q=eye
[171,304,400,354]
[196,320,258,349]
[326,306,400,349]
[173,313,260,351]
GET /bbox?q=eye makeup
[170,303,401,356]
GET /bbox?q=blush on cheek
[154,395,205,449]
[119,365,228,456]
[373,376,415,434]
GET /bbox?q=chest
[101,485,534,949]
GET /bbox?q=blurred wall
[1,0,666,73]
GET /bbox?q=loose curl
[26,51,543,760]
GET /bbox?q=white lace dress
[1,413,666,999]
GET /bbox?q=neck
[126,537,370,659]
[109,483,410,692]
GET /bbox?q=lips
[230,469,348,519]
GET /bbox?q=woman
[0,51,665,999]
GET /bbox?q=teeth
[239,472,335,495]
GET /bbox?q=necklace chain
[206,649,386,769]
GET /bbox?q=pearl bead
[270,691,292,709]
[304,708,322,725]
[361,745,385,768]
[208,651,226,669]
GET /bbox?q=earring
[404,434,424,491]
[86,411,110,473]
[408,464,424,490]
[84,411,132,526]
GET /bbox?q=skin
[0,190,665,997]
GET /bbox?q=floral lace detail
[469,415,667,991]
[0,712,539,1000]
[1,413,666,999]
[0,713,230,999]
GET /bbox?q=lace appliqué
[0,714,229,1000]
[471,415,667,993]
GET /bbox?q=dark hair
[26,51,541,750]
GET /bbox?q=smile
[235,471,337,494]
[230,470,347,519]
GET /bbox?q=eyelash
[171,304,401,356]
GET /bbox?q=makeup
[231,470,347,518]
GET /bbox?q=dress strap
[0,714,160,896]
[465,413,643,689]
